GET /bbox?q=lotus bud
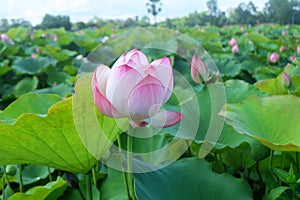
[101,36,109,44]
[281,72,292,89]
[290,56,295,61]
[31,53,37,59]
[297,45,300,55]
[269,52,279,63]
[232,44,239,54]
[282,31,286,36]
[280,45,285,52]
[191,54,210,83]
[228,38,237,46]
[92,48,183,128]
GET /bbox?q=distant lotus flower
[101,36,109,44]
[31,53,37,59]
[228,38,237,46]
[269,52,279,63]
[175,30,180,35]
[92,48,183,128]
[111,33,116,38]
[282,31,287,36]
[280,45,285,52]
[281,72,292,89]
[297,45,300,55]
[76,55,84,60]
[232,44,239,54]
[0,33,14,45]
[290,56,295,61]
[53,34,58,41]
[191,54,210,83]
[36,48,41,53]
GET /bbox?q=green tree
[206,0,227,26]
[264,0,294,24]
[228,2,257,25]
[146,0,162,24]
[40,14,72,30]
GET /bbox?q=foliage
[1,23,300,199]
[39,14,72,31]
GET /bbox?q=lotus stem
[296,152,299,173]
[47,167,52,182]
[86,172,92,200]
[92,168,97,186]
[268,150,274,170]
[18,165,23,193]
[127,125,137,200]
[3,166,13,198]
[78,188,87,200]
[117,135,131,200]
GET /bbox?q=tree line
[0,0,300,32]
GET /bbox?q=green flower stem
[92,168,97,186]
[268,150,274,170]
[2,168,5,200]
[47,167,52,182]
[296,152,299,173]
[86,172,92,200]
[127,125,137,200]
[3,166,13,198]
[77,188,87,200]
[117,135,131,200]
[18,165,23,193]
[281,152,285,169]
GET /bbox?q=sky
[1,0,268,25]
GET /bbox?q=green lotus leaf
[134,158,252,200]
[0,74,126,173]
[8,177,67,200]
[220,95,300,151]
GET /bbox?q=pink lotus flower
[232,44,239,54]
[228,38,237,46]
[0,33,14,45]
[191,54,210,83]
[280,45,285,52]
[297,45,300,55]
[31,53,37,59]
[290,56,295,61]
[101,36,109,44]
[92,49,183,128]
[53,34,58,41]
[281,72,292,89]
[282,31,287,36]
[269,52,279,63]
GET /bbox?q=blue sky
[1,0,268,25]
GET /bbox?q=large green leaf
[220,95,300,151]
[195,80,260,149]
[134,158,252,200]
[100,168,128,200]
[14,77,39,97]
[12,57,57,75]
[0,75,125,173]
[8,177,67,200]
[16,165,54,185]
[0,93,61,123]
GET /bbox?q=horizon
[2,0,268,25]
